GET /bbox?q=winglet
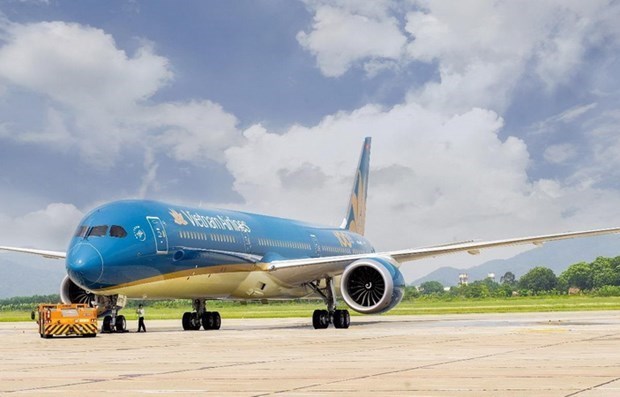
[341,137,371,235]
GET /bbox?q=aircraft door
[309,234,322,257]
[146,216,169,254]
[242,234,252,253]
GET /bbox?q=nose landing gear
[102,314,128,333]
[100,295,128,333]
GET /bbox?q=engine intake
[60,275,96,306]
[60,275,125,317]
[341,257,405,314]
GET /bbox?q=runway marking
[565,376,620,396]
[255,331,620,396]
[4,318,620,395]
[4,326,469,394]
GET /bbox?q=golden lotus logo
[169,209,188,226]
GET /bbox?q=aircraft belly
[94,270,312,300]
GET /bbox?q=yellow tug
[33,303,98,338]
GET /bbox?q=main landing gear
[182,299,221,331]
[308,277,351,329]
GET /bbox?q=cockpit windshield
[86,225,108,237]
[110,225,128,238]
[74,226,88,238]
[75,225,128,238]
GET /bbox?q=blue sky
[1,0,620,280]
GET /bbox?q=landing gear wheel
[191,313,201,330]
[102,315,113,333]
[212,312,221,330]
[312,309,329,329]
[183,300,222,331]
[201,312,222,330]
[115,315,127,332]
[182,312,192,330]
[201,312,214,329]
[333,309,350,329]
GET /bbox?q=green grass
[389,295,620,315]
[4,296,620,322]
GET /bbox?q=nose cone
[66,243,104,289]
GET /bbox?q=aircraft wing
[265,227,620,285]
[0,246,66,259]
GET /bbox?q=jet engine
[340,257,405,314]
[60,275,124,317]
[60,275,96,306]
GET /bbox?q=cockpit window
[110,225,127,238]
[74,226,88,238]
[86,225,108,237]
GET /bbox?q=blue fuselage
[66,200,375,298]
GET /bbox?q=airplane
[2,137,620,332]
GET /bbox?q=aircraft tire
[333,309,350,329]
[212,312,221,330]
[102,315,113,333]
[115,315,127,332]
[201,312,222,330]
[201,312,213,330]
[312,309,329,329]
[182,312,192,330]
[191,313,201,330]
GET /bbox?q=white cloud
[0,21,171,111]
[299,1,620,113]
[544,144,577,165]
[297,1,407,77]
[529,103,599,136]
[140,100,240,164]
[0,20,241,167]
[0,203,83,250]
[226,104,585,251]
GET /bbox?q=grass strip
[3,296,620,322]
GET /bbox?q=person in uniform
[136,304,146,332]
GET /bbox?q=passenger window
[110,225,128,238]
[74,226,88,238]
[87,225,108,237]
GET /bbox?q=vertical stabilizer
[341,137,371,235]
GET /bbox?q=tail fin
[341,137,371,235]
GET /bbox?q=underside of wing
[266,227,620,286]
[386,227,620,263]
[0,245,66,259]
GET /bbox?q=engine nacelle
[60,275,125,317]
[60,275,96,306]
[340,257,405,314]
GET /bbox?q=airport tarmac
[1,311,620,396]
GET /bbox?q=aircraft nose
[66,243,104,289]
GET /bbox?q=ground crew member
[136,304,146,332]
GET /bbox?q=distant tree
[590,257,618,288]
[462,281,490,298]
[519,266,557,293]
[559,262,592,291]
[480,278,501,293]
[500,271,516,285]
[419,281,445,295]
[403,286,420,300]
